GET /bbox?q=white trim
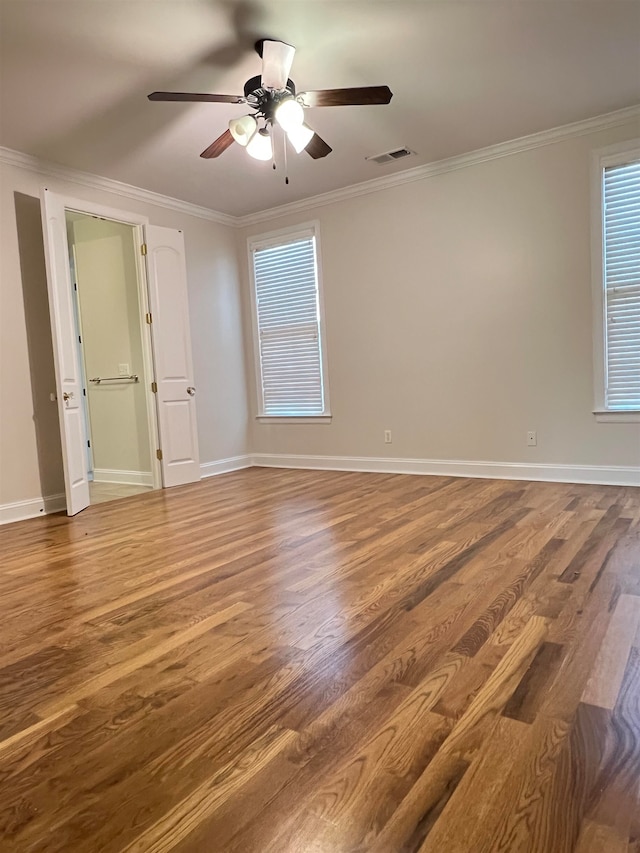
[0,146,236,226]
[257,415,332,424]
[0,493,66,526]
[133,222,163,490]
[591,147,607,412]
[92,469,154,486]
[594,411,640,423]
[249,223,317,251]
[247,220,331,419]
[591,139,640,415]
[597,138,640,168]
[45,192,163,500]
[2,449,638,526]
[199,455,253,478]
[2,106,639,229]
[238,105,640,227]
[251,453,640,487]
[63,196,148,226]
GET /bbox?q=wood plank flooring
[0,467,639,852]
[89,482,154,505]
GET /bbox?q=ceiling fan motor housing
[148,38,391,161]
[243,75,297,121]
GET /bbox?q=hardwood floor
[0,467,638,852]
[89,482,154,505]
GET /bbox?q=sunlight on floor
[89,482,153,505]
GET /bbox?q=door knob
[187,386,196,396]
[63,391,74,402]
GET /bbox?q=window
[592,142,640,421]
[248,223,330,419]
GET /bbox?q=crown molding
[237,104,640,228]
[0,146,236,227]
[2,104,639,230]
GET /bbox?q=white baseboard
[251,453,640,487]
[200,455,253,478]
[92,469,154,487]
[3,452,635,527]
[0,493,66,526]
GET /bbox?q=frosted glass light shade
[229,115,257,146]
[246,128,273,161]
[261,40,295,90]
[286,123,315,153]
[275,99,304,132]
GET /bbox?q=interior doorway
[41,188,201,516]
[65,211,158,505]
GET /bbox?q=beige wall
[241,120,640,470]
[0,160,249,508]
[2,116,639,513]
[71,216,152,477]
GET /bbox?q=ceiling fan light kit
[287,123,315,154]
[148,38,393,172]
[260,39,296,91]
[229,93,305,155]
[274,98,305,131]
[246,127,273,161]
[229,114,258,146]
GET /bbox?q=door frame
[70,242,95,478]
[48,193,162,491]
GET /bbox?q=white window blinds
[252,232,327,416]
[604,160,640,410]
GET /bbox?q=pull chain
[272,125,276,170]
[284,130,289,185]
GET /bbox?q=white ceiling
[1,1,639,217]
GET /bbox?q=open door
[40,188,90,515]
[144,226,200,486]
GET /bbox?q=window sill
[593,410,640,423]
[257,414,332,424]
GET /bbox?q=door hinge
[87,439,91,448]
[151,381,158,393]
[141,243,147,256]
[145,312,153,325]
[156,448,163,461]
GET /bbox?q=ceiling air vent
[366,147,416,165]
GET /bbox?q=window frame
[591,139,640,423]
[247,220,331,423]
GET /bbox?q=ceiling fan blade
[305,132,332,159]
[200,129,235,159]
[299,86,393,107]
[148,92,245,104]
[260,39,295,90]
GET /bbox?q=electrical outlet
[118,363,130,376]
[527,430,537,447]
[384,429,392,444]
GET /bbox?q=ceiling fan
[148,39,393,162]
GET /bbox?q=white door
[40,188,90,515]
[145,226,200,486]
